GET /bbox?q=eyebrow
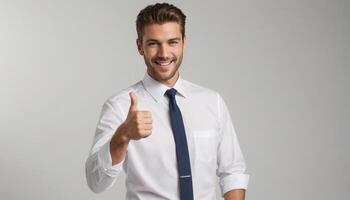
[145,37,182,43]
[168,37,181,41]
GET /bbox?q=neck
[147,71,180,88]
[163,72,179,87]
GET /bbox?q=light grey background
[1,0,349,199]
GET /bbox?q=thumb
[128,91,138,113]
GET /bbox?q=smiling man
[139,21,183,86]
[85,3,249,200]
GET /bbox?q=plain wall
[0,0,349,199]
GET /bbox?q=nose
[157,44,169,58]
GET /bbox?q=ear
[136,38,144,55]
[183,35,187,52]
[182,36,187,52]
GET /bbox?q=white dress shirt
[85,73,249,199]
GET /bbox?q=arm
[224,189,246,200]
[85,99,126,193]
[110,91,152,165]
[110,123,130,165]
[85,92,152,193]
[216,93,250,197]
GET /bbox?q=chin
[147,61,180,82]
[156,72,173,81]
[151,70,177,81]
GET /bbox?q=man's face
[137,22,186,86]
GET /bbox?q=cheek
[173,49,183,58]
[173,45,184,52]
[144,49,157,59]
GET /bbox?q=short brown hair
[136,3,186,40]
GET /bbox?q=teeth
[156,61,172,66]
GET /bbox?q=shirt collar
[142,72,187,102]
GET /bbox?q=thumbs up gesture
[119,91,153,140]
[109,91,153,165]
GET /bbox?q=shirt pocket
[193,129,219,163]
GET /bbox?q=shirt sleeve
[85,99,126,193]
[216,93,250,196]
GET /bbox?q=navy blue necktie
[165,88,194,200]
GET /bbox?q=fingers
[142,123,153,130]
[128,92,152,117]
[124,91,153,140]
[138,111,152,118]
[140,127,152,138]
[129,91,138,113]
[134,124,152,139]
[143,118,153,124]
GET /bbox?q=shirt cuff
[220,174,250,196]
[97,139,125,177]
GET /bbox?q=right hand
[118,91,153,140]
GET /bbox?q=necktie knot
[165,88,177,100]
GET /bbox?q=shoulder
[182,79,222,101]
[104,80,144,107]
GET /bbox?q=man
[85,3,249,200]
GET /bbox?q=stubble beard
[144,54,183,83]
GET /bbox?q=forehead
[142,22,182,41]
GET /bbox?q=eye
[147,42,157,46]
[169,41,179,45]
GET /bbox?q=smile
[155,60,173,66]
